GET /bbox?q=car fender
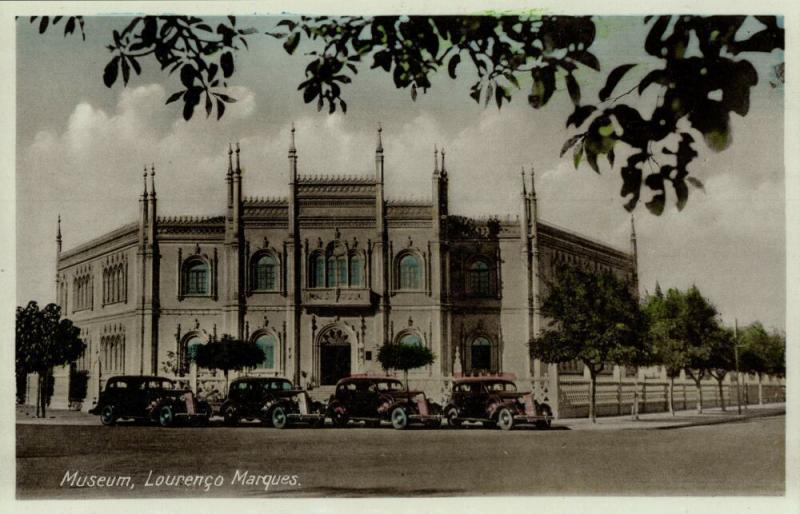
[386,400,413,417]
[326,399,347,417]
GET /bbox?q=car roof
[453,377,516,385]
[109,375,173,382]
[336,376,402,385]
[232,376,291,383]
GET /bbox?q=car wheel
[445,407,462,428]
[223,406,238,426]
[331,406,349,428]
[497,407,515,431]
[271,406,289,429]
[390,407,409,430]
[536,405,553,429]
[100,405,116,426]
[158,405,175,427]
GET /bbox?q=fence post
[642,377,647,414]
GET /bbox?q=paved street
[17,413,784,498]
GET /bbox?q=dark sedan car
[326,375,441,429]
[443,376,552,430]
[89,375,211,427]
[218,377,325,428]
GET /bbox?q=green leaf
[103,56,120,88]
[599,63,636,102]
[284,32,300,55]
[573,142,584,169]
[447,53,460,79]
[565,73,580,105]
[560,134,583,157]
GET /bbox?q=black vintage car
[443,376,552,430]
[218,377,325,428]
[89,375,211,427]
[326,375,441,430]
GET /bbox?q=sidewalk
[17,402,785,429]
[556,402,785,430]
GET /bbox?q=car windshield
[486,381,516,392]
[376,380,404,391]
[272,380,293,391]
[147,379,175,390]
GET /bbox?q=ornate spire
[149,163,156,198]
[376,123,383,153]
[227,143,233,176]
[530,166,536,199]
[56,214,62,252]
[440,147,446,175]
[235,142,241,173]
[521,167,527,195]
[142,166,148,196]
[434,145,439,173]
[289,123,296,154]
[630,213,637,239]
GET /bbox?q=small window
[398,254,422,290]
[398,333,422,346]
[310,253,325,288]
[186,337,205,362]
[350,255,364,287]
[183,260,209,295]
[468,259,491,296]
[470,336,492,371]
[326,258,336,288]
[253,254,277,291]
[255,334,277,369]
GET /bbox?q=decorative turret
[288,125,298,236]
[232,142,242,234]
[432,145,449,237]
[147,164,157,248]
[138,166,148,248]
[56,214,62,255]
[375,123,384,183]
[630,214,639,296]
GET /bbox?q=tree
[643,285,687,415]
[644,285,720,413]
[739,322,786,404]
[706,327,736,411]
[28,14,783,214]
[377,342,435,390]
[193,335,265,396]
[16,301,85,418]
[530,266,646,423]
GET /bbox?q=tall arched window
[467,259,491,296]
[252,254,277,291]
[184,336,205,373]
[398,333,422,346]
[470,336,492,371]
[336,255,347,287]
[310,252,325,288]
[326,257,337,287]
[349,254,364,287]
[183,259,209,295]
[254,334,277,369]
[398,254,422,290]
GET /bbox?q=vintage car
[443,375,553,430]
[218,377,325,428]
[326,375,442,429]
[89,375,211,427]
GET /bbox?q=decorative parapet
[302,288,373,308]
[297,174,375,184]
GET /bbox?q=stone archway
[317,325,353,386]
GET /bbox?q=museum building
[52,127,638,416]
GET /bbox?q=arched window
[398,254,422,290]
[468,259,491,296]
[252,254,278,291]
[326,257,337,287]
[310,252,324,288]
[186,337,205,363]
[183,259,209,295]
[398,333,422,346]
[470,336,492,371]
[349,254,364,287]
[254,334,277,369]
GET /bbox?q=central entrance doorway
[321,344,351,385]
[318,326,352,385]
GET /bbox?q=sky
[15,14,786,331]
